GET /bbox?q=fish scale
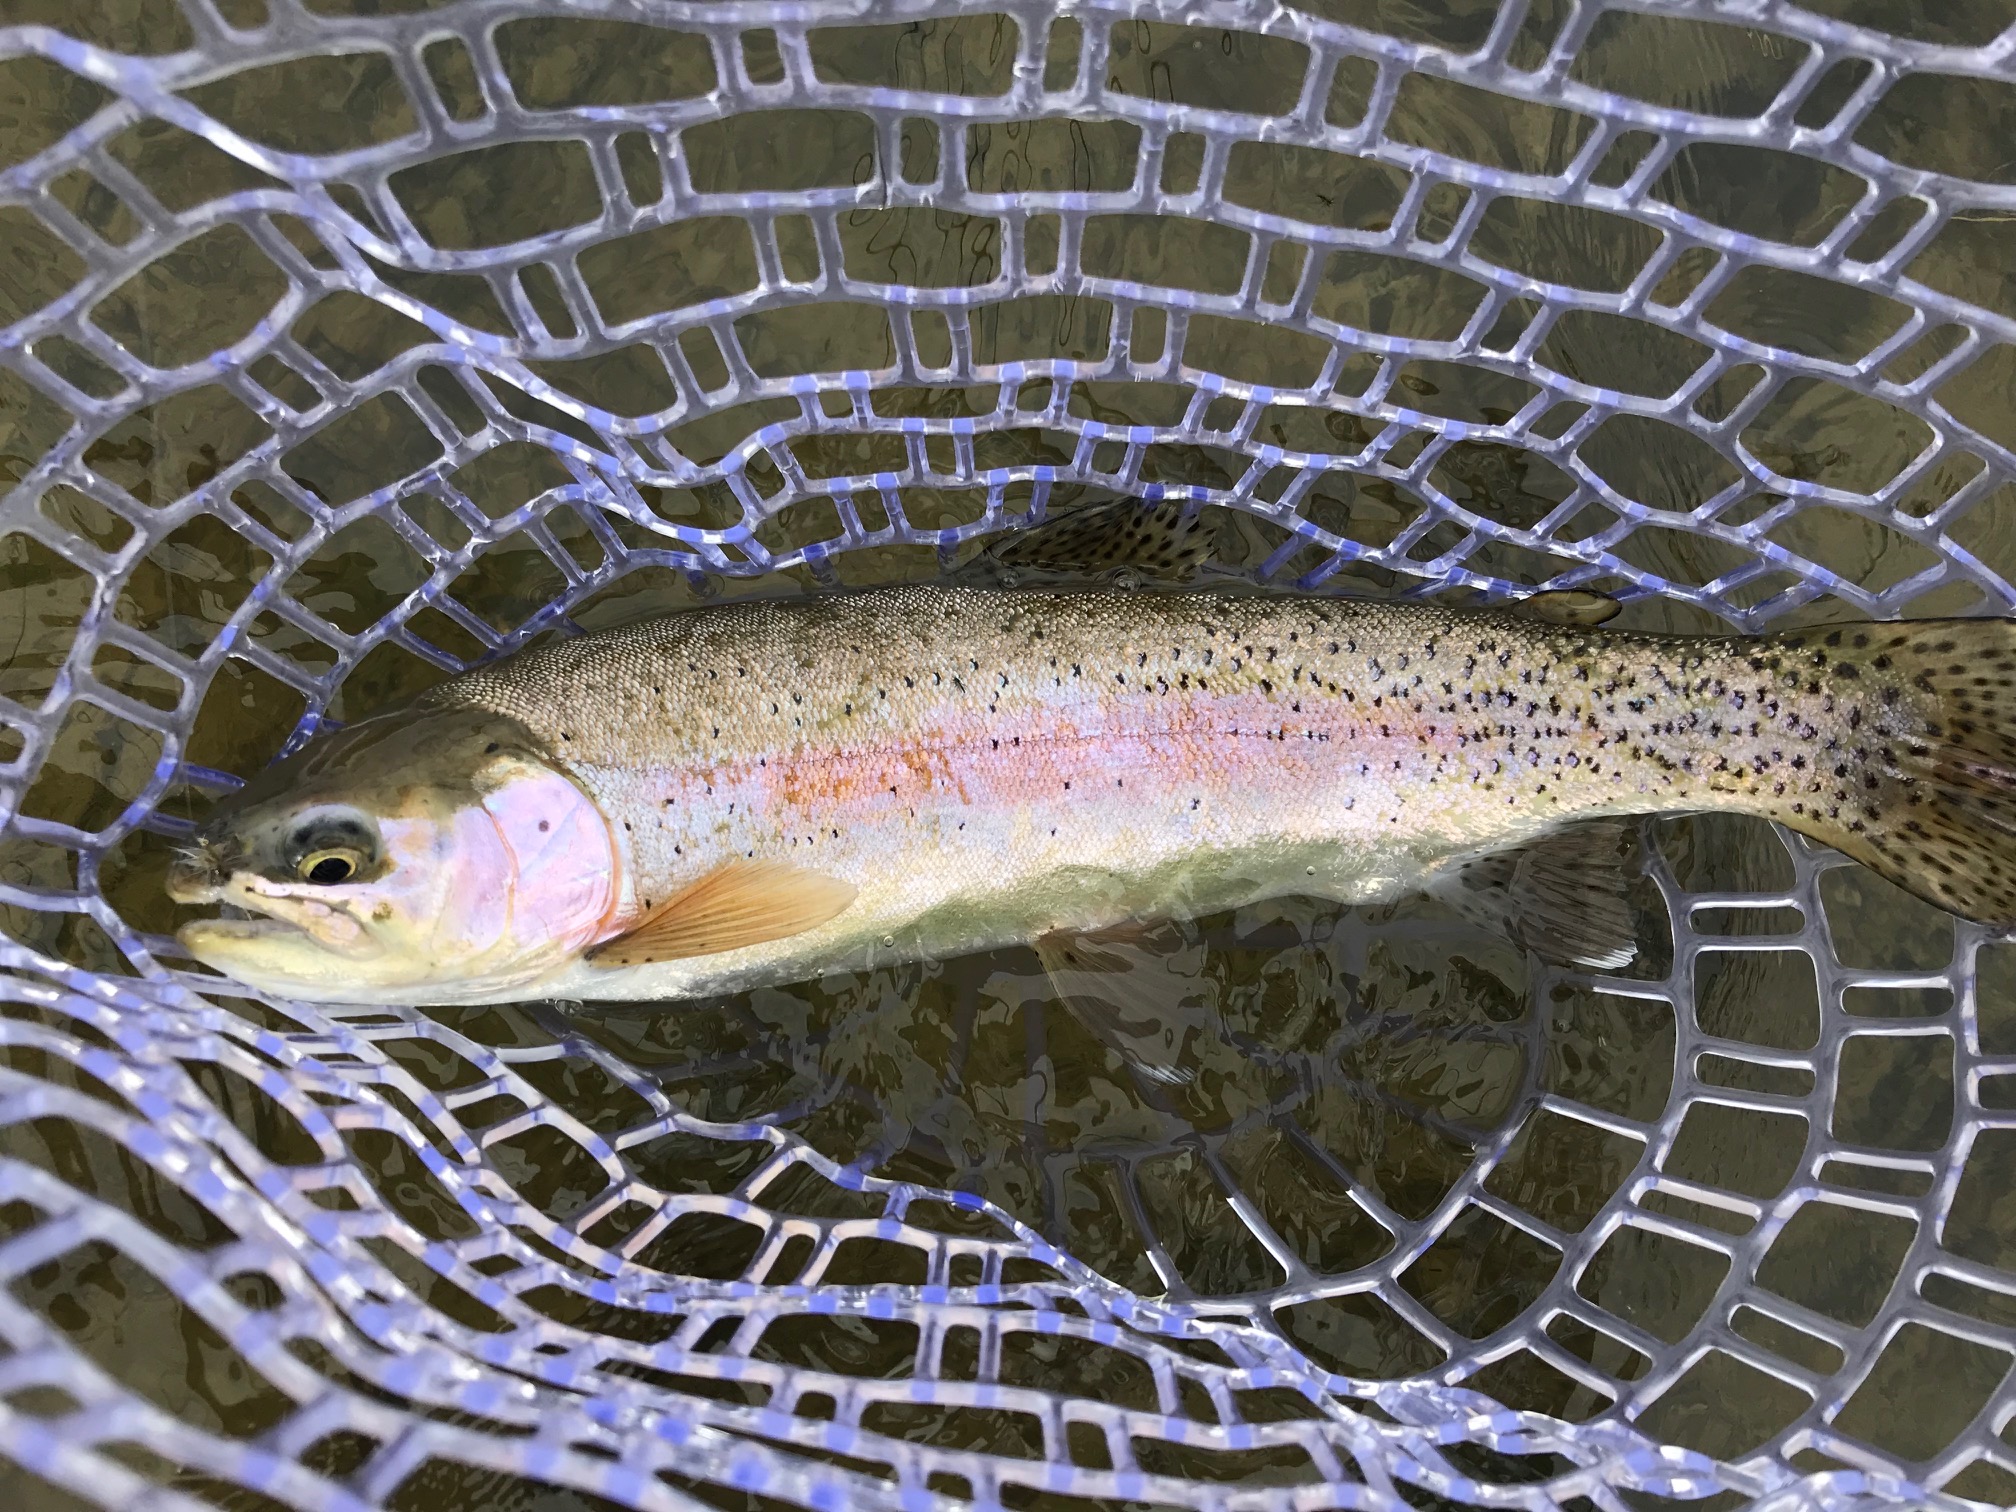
[354,583,2004,1005]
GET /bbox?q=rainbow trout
[165,574,2016,1008]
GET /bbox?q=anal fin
[587,860,856,967]
[1431,820,1639,969]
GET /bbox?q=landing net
[3,1,2015,1508]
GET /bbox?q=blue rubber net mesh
[4,1,2016,1507]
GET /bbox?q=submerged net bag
[5,0,2016,1506]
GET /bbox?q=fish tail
[1768,617,2016,927]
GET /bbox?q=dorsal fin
[958,498,1208,588]
[586,860,856,967]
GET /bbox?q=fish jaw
[178,918,364,996]
[174,867,389,992]
[176,912,580,1005]
[176,911,578,1004]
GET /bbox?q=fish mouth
[174,872,382,962]
[166,857,224,906]
[181,914,313,945]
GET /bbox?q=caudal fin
[1774,618,2016,927]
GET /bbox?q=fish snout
[167,849,225,904]
[166,834,246,904]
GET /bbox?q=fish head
[169,707,618,1002]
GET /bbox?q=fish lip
[167,836,244,903]
[182,872,385,961]
[166,867,223,905]
[180,915,309,945]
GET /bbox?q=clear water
[3,2,2015,1503]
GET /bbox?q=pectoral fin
[587,860,856,967]
[1034,921,1216,1086]
[1431,821,1639,969]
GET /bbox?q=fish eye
[283,809,377,884]
[297,848,364,886]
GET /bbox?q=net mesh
[3,0,2016,1506]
